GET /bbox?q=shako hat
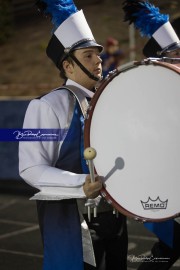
[36,0,103,80]
[143,17,180,57]
[122,0,180,56]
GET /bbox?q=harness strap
[62,85,89,118]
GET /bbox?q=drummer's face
[66,47,102,89]
[165,48,180,68]
[165,48,180,58]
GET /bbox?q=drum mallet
[84,147,97,221]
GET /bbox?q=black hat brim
[143,37,161,57]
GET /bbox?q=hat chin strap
[69,53,101,82]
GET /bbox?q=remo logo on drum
[141,197,168,211]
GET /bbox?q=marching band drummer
[19,0,128,269]
[122,1,180,269]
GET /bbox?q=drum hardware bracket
[143,57,180,65]
[105,69,117,79]
[101,191,107,198]
[160,57,180,64]
[101,191,113,204]
[100,192,119,217]
[85,105,93,120]
[106,198,112,205]
[139,58,160,65]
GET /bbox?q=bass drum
[84,60,180,222]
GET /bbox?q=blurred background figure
[101,37,124,77]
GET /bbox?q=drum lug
[101,192,112,205]
[101,191,107,198]
[85,106,92,120]
[106,199,112,205]
[106,69,116,79]
[85,113,89,120]
[134,216,147,223]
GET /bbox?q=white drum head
[85,62,180,221]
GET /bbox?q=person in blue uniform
[19,1,128,269]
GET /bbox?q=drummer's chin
[94,72,103,81]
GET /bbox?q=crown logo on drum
[141,196,168,210]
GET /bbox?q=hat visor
[163,42,180,53]
[71,39,103,53]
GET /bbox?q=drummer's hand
[83,175,102,199]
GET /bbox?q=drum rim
[101,186,180,222]
[84,60,180,222]
[150,60,180,73]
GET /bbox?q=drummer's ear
[62,59,74,75]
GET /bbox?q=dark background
[0,0,180,95]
